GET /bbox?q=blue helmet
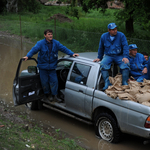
[107,23,117,29]
[129,44,138,50]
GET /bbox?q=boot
[122,69,129,85]
[54,95,64,103]
[45,94,54,102]
[101,70,112,90]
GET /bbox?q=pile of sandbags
[105,74,150,107]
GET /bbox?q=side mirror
[27,66,38,74]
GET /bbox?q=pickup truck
[13,52,150,143]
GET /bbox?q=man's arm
[23,56,28,61]
[142,67,147,74]
[121,33,129,58]
[58,41,79,57]
[93,58,101,62]
[122,58,129,64]
[23,42,41,61]
[121,33,129,63]
[142,54,148,74]
[72,53,79,57]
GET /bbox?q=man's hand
[72,53,79,57]
[93,58,100,62]
[23,56,28,61]
[122,58,129,64]
[142,67,147,74]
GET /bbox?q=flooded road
[0,35,150,150]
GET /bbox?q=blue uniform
[27,38,74,70]
[27,38,74,95]
[98,31,129,70]
[128,53,148,82]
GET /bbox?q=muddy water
[0,36,150,150]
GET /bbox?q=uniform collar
[107,32,117,42]
[45,38,53,44]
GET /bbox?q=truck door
[13,58,43,106]
[65,62,91,116]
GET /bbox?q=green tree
[66,0,80,19]
[81,0,150,33]
[82,0,108,13]
[116,0,150,33]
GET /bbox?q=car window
[20,70,36,77]
[57,60,72,68]
[70,63,91,85]
[19,60,37,77]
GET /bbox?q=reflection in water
[0,36,150,150]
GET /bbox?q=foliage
[18,0,41,13]
[0,0,6,13]
[0,6,150,53]
[65,0,81,19]
[65,5,80,19]
[115,0,150,32]
[66,0,109,19]
[82,0,108,13]
[77,0,150,33]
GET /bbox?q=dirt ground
[0,98,85,149]
[0,99,52,135]
[0,31,33,44]
[0,98,64,137]
[47,13,73,23]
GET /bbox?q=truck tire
[94,113,121,143]
[38,100,44,110]
[26,100,39,110]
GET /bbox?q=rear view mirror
[28,66,38,74]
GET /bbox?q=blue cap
[107,23,117,29]
[129,44,138,50]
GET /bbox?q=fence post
[19,16,22,50]
[54,17,56,40]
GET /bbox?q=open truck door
[13,58,43,107]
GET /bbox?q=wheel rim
[98,118,113,141]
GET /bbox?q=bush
[18,0,41,13]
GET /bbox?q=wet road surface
[0,35,150,150]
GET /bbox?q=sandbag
[135,93,150,103]
[118,93,136,101]
[105,74,150,106]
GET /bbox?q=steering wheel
[60,68,69,82]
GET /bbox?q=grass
[0,5,150,53]
[0,110,85,150]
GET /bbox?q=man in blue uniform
[94,23,130,90]
[23,29,79,101]
[128,44,148,82]
[141,52,149,61]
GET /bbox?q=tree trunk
[125,17,134,33]
[125,0,134,33]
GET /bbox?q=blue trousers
[135,74,148,82]
[100,55,130,70]
[39,69,58,95]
